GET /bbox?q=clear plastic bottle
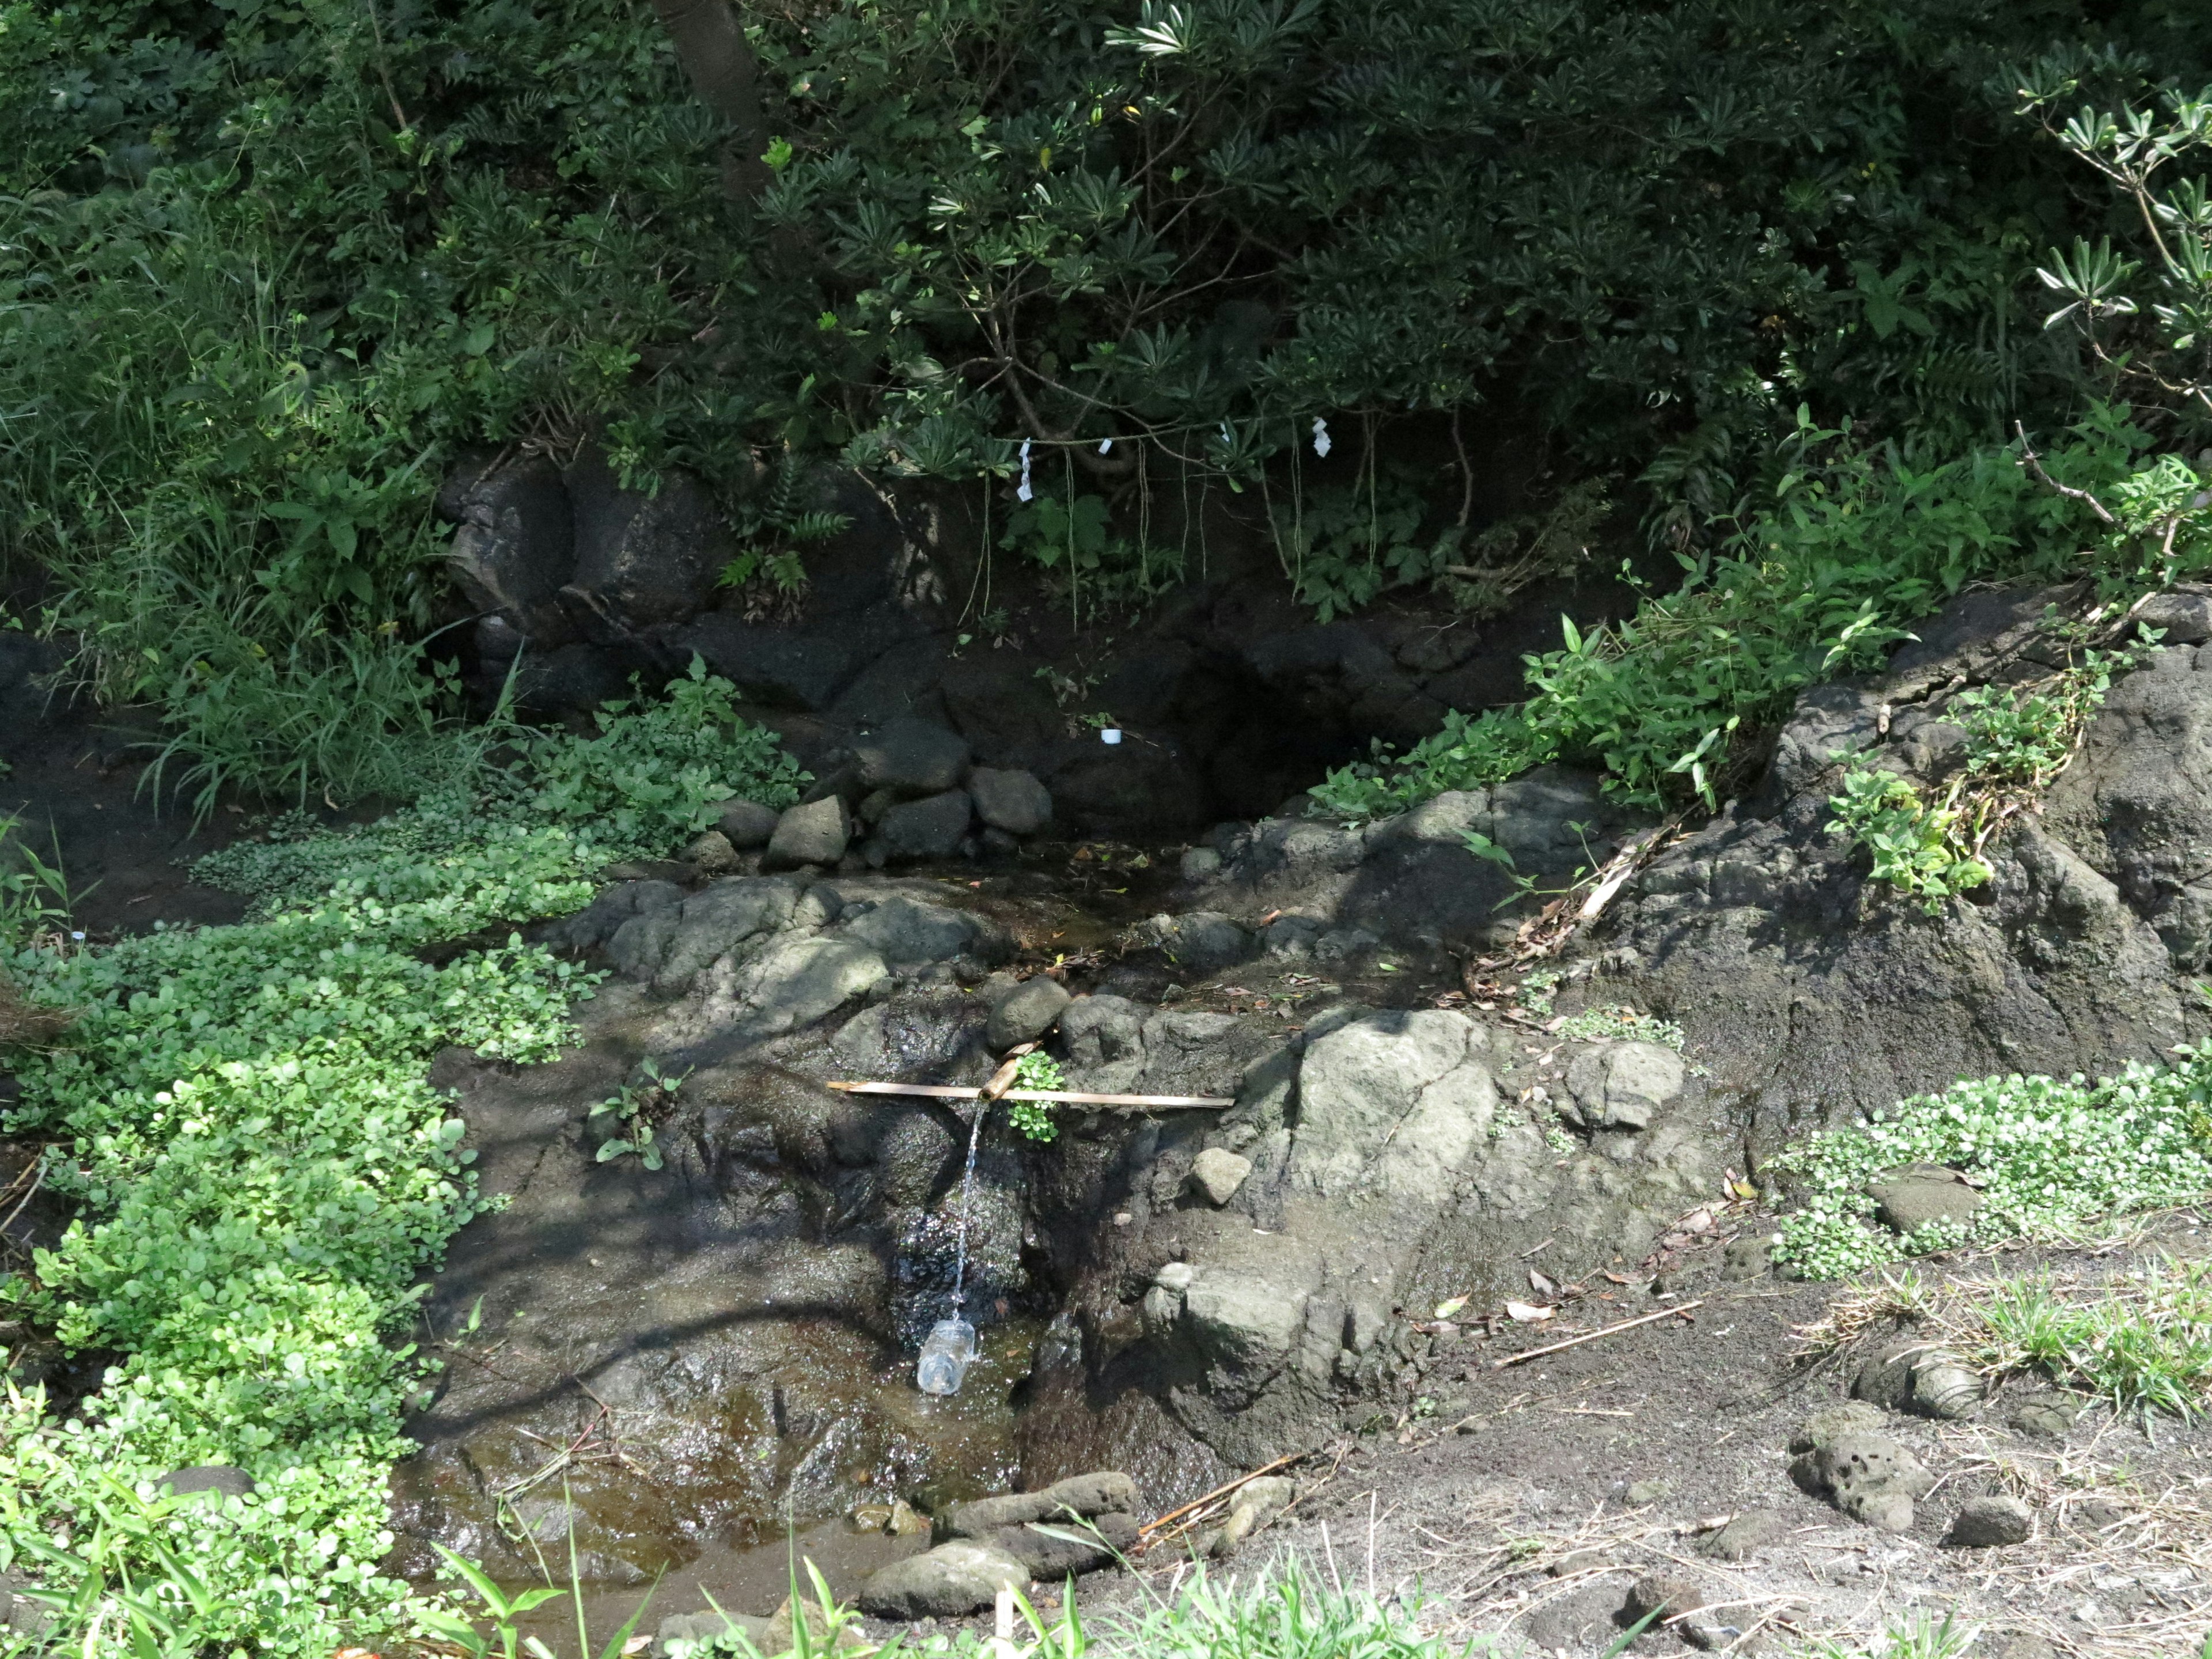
[915,1316,978,1396]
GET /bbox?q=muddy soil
[1033,1219,2212,1657]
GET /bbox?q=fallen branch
[826,1081,1233,1109]
[2016,421,2116,525]
[1137,1449,1310,1543]
[1490,1301,1705,1370]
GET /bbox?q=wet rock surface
[361,570,2212,1639]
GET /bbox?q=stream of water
[915,1104,988,1395]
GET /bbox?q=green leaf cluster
[1825,771,1991,914]
[1314,406,2210,818]
[1774,1050,2212,1279]
[0,683,804,1652]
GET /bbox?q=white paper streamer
[1311,417,1332,459]
[1016,437,1034,503]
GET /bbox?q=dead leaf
[1680,1209,1714,1234]
[1528,1268,1559,1298]
[1505,1300,1555,1324]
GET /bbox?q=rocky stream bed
[15,571,2212,1656]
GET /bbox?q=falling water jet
[915,1103,983,1396]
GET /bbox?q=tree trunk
[649,0,770,202]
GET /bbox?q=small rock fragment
[1911,1359,1984,1420]
[1697,1510,1786,1562]
[854,719,971,797]
[160,1465,256,1502]
[968,768,1054,836]
[2073,1495,2128,1532]
[1623,1478,1673,1506]
[1788,1402,1887,1455]
[2008,1390,2082,1439]
[1866,1162,1980,1233]
[766,797,850,869]
[1626,1573,1706,1620]
[1719,1234,1775,1280]
[1800,1434,1934,1533]
[685,830,739,873]
[1179,846,1224,881]
[1210,1476,1296,1556]
[856,1541,1028,1620]
[1979,1630,2057,1659]
[714,797,782,848]
[2135,588,2212,646]
[872,789,973,862]
[1187,1148,1254,1207]
[986,975,1071,1051]
[1945,1495,2033,1548]
[1562,1041,1685,1130]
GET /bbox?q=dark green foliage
[1313,405,2212,817]
[3,0,2204,815]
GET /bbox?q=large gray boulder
[832,894,978,967]
[707,935,888,1044]
[968,768,1053,836]
[856,1540,1028,1619]
[854,719,970,797]
[766,797,851,870]
[610,877,808,995]
[1189,768,1650,953]
[1287,1010,1496,1217]
[439,452,576,642]
[558,446,728,637]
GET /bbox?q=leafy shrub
[1772,1048,2212,1278]
[1827,771,1992,914]
[2,0,2202,808]
[1315,409,2212,819]
[1831,634,2149,910]
[522,657,809,851]
[1007,1051,1067,1142]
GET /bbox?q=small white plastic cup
[1100,728,1123,745]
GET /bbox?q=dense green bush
[2,0,2205,803]
[1312,406,2212,816]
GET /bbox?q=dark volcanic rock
[1578,588,2200,1152]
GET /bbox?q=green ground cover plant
[1822,1256,2212,1419]
[1977,1257,2212,1418]
[1771,1044,2212,1278]
[0,687,805,1655]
